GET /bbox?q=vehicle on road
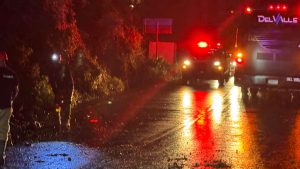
[234,2,300,97]
[180,41,234,87]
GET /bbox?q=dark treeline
[0,0,170,136]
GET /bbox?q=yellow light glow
[184,60,191,66]
[214,61,221,66]
[218,66,223,70]
[230,87,240,122]
[183,117,192,137]
[237,52,243,58]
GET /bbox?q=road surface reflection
[178,82,263,168]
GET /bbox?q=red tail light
[89,119,98,123]
[236,58,243,64]
[235,52,244,64]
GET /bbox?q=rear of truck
[234,2,300,96]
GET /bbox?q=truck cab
[180,41,234,87]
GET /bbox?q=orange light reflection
[230,86,240,122]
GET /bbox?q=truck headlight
[213,61,221,66]
[182,59,191,69]
[184,60,191,66]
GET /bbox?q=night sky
[139,0,243,42]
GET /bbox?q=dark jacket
[0,66,19,109]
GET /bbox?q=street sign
[144,18,173,34]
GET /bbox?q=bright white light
[182,92,192,109]
[214,61,221,66]
[184,60,191,66]
[230,87,240,122]
[183,117,192,137]
[212,92,223,124]
[232,61,237,67]
[51,53,59,61]
[197,41,208,48]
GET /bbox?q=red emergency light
[268,5,274,10]
[245,6,253,14]
[268,4,287,11]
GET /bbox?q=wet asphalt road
[6,78,300,168]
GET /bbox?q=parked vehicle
[234,2,300,97]
[181,41,234,87]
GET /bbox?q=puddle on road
[6,141,105,168]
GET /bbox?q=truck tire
[241,86,248,97]
[250,88,258,97]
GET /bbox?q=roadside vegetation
[0,0,172,142]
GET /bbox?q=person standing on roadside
[49,54,74,133]
[0,51,19,166]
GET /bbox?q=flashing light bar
[268,4,287,11]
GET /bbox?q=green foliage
[32,75,55,116]
[91,68,125,97]
[71,89,85,107]
[131,57,171,87]
[74,0,144,87]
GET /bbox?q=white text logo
[257,14,298,24]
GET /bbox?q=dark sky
[139,0,243,41]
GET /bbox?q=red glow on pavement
[291,112,300,163]
[90,68,179,146]
[192,91,215,159]
[89,119,98,123]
